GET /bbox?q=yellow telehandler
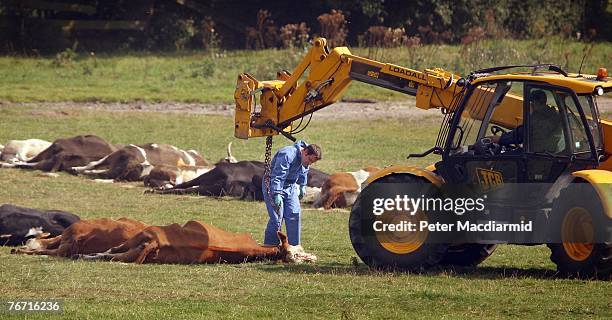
[234,38,612,278]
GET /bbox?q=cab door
[523,85,600,184]
[523,85,573,186]
[439,80,526,201]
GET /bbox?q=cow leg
[10,161,38,169]
[75,242,141,262]
[312,190,328,208]
[324,186,357,209]
[104,234,156,263]
[152,186,199,195]
[107,239,133,254]
[11,246,61,256]
[20,158,55,172]
[83,169,110,175]
[30,235,63,250]
[70,154,111,174]
[10,235,62,255]
[76,250,117,261]
[246,232,289,262]
[41,235,62,249]
[89,242,156,264]
[50,155,65,172]
[130,242,158,264]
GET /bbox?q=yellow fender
[571,169,612,219]
[365,164,444,187]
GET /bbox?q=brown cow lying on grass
[12,218,149,257]
[313,167,381,209]
[79,221,313,264]
[13,219,315,264]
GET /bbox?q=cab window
[526,88,568,155]
[451,81,523,152]
[564,94,594,157]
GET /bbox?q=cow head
[278,232,317,264]
[25,227,50,239]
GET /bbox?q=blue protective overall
[262,140,309,246]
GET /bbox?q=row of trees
[0,0,609,53]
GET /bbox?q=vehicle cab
[437,67,611,205]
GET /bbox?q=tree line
[0,0,609,54]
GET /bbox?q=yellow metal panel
[474,74,612,94]
[600,120,612,164]
[234,74,258,139]
[365,164,444,187]
[571,170,612,218]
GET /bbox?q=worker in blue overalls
[262,140,322,246]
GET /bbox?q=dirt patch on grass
[3,96,611,121]
[1,99,443,121]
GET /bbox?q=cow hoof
[37,172,59,178]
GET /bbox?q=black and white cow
[150,161,266,197]
[0,204,80,246]
[149,160,329,201]
[0,139,52,163]
[6,135,117,172]
[70,143,211,183]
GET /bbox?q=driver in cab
[490,90,563,154]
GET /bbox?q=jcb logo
[476,168,503,192]
[367,71,379,78]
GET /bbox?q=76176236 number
[3,300,62,313]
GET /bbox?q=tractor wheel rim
[561,207,594,261]
[375,210,428,254]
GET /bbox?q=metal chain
[263,135,273,203]
[263,135,283,232]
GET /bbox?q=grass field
[1,38,610,103]
[0,105,610,319]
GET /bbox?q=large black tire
[349,174,448,271]
[439,243,498,267]
[547,182,612,279]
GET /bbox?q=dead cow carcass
[70,143,210,184]
[80,221,309,264]
[9,135,117,172]
[313,167,381,209]
[150,161,266,197]
[0,204,80,246]
[12,218,149,257]
[0,139,52,164]
[247,166,329,201]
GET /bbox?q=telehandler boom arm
[234,38,464,139]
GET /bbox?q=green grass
[1,38,610,103]
[0,106,610,319]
